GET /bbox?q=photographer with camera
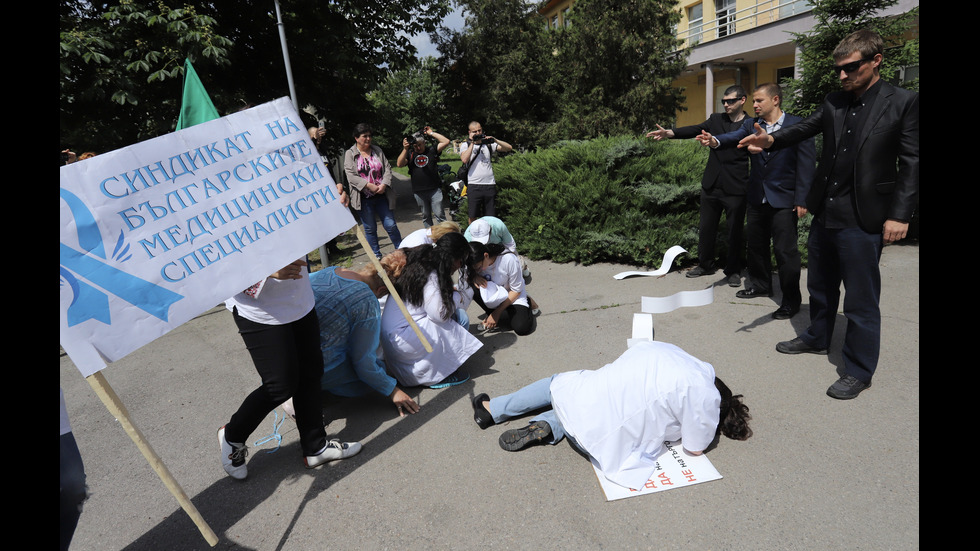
[459,121,512,224]
[396,126,451,228]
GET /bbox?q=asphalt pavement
[60,171,919,550]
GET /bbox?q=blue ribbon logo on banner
[60,188,184,327]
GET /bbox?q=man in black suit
[697,83,816,321]
[647,85,750,288]
[738,29,919,399]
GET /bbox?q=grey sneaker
[499,421,552,451]
[826,375,871,400]
[218,426,248,480]
[727,273,742,287]
[305,439,362,468]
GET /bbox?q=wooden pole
[354,225,432,353]
[86,371,219,547]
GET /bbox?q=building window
[776,66,796,90]
[778,0,812,19]
[563,8,571,28]
[716,0,736,38]
[688,3,703,45]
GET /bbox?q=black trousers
[472,291,535,336]
[744,202,802,309]
[225,307,327,457]
[697,187,746,276]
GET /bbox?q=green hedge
[456,135,827,267]
[477,136,709,266]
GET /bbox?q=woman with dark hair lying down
[470,340,753,491]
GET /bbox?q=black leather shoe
[772,306,800,320]
[736,288,773,299]
[776,337,828,355]
[686,266,717,278]
[826,375,871,399]
[472,393,494,429]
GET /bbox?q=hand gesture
[645,124,672,141]
[271,258,306,280]
[737,123,772,153]
[695,130,715,147]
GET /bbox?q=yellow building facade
[539,0,919,126]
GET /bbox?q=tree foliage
[60,1,233,150]
[544,0,687,142]
[366,57,454,151]
[434,0,555,148]
[432,0,686,148]
[781,0,919,117]
[60,0,451,154]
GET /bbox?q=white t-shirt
[461,141,499,186]
[475,252,527,307]
[398,228,434,249]
[550,341,721,491]
[224,264,315,325]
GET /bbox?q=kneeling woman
[467,242,538,335]
[380,232,482,388]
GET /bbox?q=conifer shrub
[484,136,709,266]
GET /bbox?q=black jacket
[673,112,750,195]
[770,81,919,233]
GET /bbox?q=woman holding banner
[217,258,362,480]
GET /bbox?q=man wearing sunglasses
[646,86,751,288]
[737,29,919,400]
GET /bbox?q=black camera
[472,133,495,144]
[404,130,425,146]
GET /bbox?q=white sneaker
[305,439,362,468]
[218,426,248,480]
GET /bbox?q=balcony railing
[676,0,812,48]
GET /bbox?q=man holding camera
[397,126,451,228]
[460,121,513,224]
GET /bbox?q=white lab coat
[550,341,721,490]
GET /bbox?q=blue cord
[253,410,284,453]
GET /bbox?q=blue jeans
[488,375,566,444]
[453,307,469,328]
[360,194,402,257]
[414,188,445,227]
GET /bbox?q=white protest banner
[60,97,356,376]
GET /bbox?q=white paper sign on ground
[613,245,687,279]
[591,440,722,501]
[627,313,654,348]
[60,97,355,376]
[640,286,714,314]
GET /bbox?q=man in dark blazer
[647,85,750,288]
[699,83,816,321]
[738,29,919,400]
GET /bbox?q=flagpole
[273,0,299,112]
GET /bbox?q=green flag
[175,58,219,130]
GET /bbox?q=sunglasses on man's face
[721,97,743,105]
[833,57,873,74]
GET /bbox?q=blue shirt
[310,267,396,398]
